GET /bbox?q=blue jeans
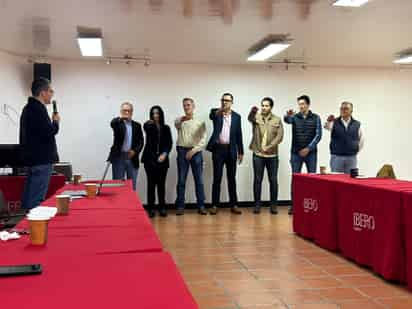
[290,151,318,207]
[290,151,318,174]
[112,154,138,191]
[21,164,53,210]
[175,147,205,209]
[330,154,357,174]
[253,154,279,208]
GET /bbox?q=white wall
[0,52,30,144]
[2,54,412,204]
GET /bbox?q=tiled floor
[151,207,412,309]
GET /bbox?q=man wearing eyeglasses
[206,93,244,215]
[20,78,60,210]
[324,101,364,174]
[108,102,144,191]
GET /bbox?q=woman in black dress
[142,106,173,218]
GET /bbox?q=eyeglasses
[221,99,233,103]
[121,109,132,113]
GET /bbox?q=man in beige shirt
[249,97,284,215]
[175,98,207,215]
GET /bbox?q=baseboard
[143,200,292,209]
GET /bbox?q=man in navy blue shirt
[284,95,322,215]
[20,78,60,209]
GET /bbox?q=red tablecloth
[293,174,412,282]
[41,180,144,211]
[0,225,162,255]
[402,191,412,290]
[0,252,198,309]
[0,181,197,308]
[337,182,408,281]
[11,181,160,253]
[0,175,66,212]
[293,174,349,251]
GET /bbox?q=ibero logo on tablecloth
[303,198,318,213]
[353,212,375,232]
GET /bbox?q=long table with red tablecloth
[0,180,197,308]
[293,173,412,290]
[0,175,66,212]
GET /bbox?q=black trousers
[212,145,238,207]
[144,164,168,211]
[253,154,279,207]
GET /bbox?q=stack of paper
[27,206,57,220]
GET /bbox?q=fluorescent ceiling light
[77,38,102,57]
[333,0,370,7]
[393,55,412,64]
[247,43,290,62]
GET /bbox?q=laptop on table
[61,162,125,198]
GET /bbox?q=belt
[216,143,230,148]
[177,146,193,150]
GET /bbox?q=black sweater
[19,97,59,166]
[141,121,173,169]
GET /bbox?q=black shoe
[231,206,242,215]
[198,208,207,215]
[148,210,156,218]
[270,206,278,215]
[159,208,168,217]
[253,207,261,214]
[288,207,293,215]
[176,209,184,216]
[209,206,218,215]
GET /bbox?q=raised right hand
[327,114,335,122]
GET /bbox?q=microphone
[52,100,58,114]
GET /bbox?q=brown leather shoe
[231,206,242,215]
[209,206,218,215]
[270,205,278,215]
[198,208,208,215]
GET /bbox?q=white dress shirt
[219,113,231,144]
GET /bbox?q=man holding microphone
[20,78,60,210]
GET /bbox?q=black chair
[53,162,73,182]
[0,191,26,229]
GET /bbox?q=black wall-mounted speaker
[33,63,51,82]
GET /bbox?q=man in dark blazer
[108,102,144,191]
[206,93,244,215]
[20,78,60,209]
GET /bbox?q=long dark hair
[149,105,165,125]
